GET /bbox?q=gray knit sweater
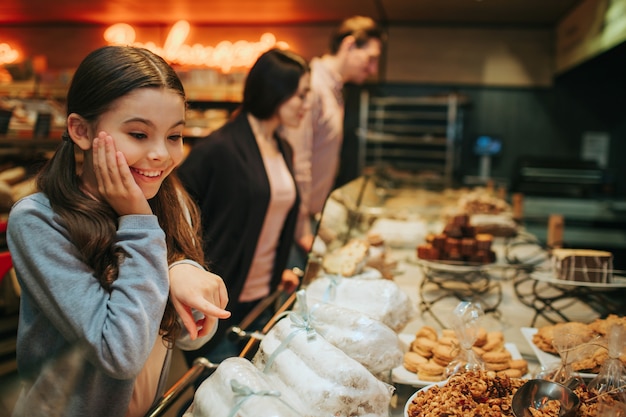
[7,192,212,417]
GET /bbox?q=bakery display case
[74,171,620,417]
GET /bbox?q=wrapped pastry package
[253,312,394,417]
[187,357,303,417]
[587,324,626,405]
[308,301,403,376]
[304,275,416,332]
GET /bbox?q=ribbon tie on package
[263,290,317,373]
[322,274,342,303]
[227,379,284,417]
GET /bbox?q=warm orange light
[104,20,289,72]
[0,42,20,65]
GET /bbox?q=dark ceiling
[1,0,582,26]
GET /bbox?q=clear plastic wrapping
[445,301,486,377]
[253,310,394,417]
[188,357,303,417]
[307,301,403,376]
[588,323,626,409]
[304,275,416,332]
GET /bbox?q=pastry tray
[530,271,626,292]
[391,333,524,387]
[520,327,596,379]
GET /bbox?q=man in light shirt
[284,15,385,270]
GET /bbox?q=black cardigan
[177,111,300,308]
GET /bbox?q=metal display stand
[513,269,626,327]
[416,260,503,328]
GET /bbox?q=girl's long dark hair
[37,45,204,344]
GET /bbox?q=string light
[104,20,289,72]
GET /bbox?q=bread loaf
[188,357,302,417]
[304,275,415,332]
[322,238,369,277]
[307,302,403,375]
[253,316,394,417]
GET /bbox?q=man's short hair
[329,16,386,54]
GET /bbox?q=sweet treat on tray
[457,190,511,215]
[405,370,526,417]
[187,357,302,417]
[532,316,626,373]
[322,238,370,277]
[404,351,429,373]
[417,214,496,264]
[470,213,518,237]
[304,275,416,332]
[551,248,613,283]
[364,232,398,280]
[532,321,595,355]
[253,316,394,417]
[402,326,527,381]
[368,217,431,248]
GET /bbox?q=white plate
[531,271,626,292]
[413,258,498,273]
[520,327,596,379]
[403,381,446,417]
[391,333,524,387]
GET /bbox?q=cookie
[482,349,511,372]
[533,322,595,355]
[411,337,437,358]
[438,336,458,347]
[403,351,428,373]
[497,368,523,378]
[432,343,457,366]
[482,331,504,351]
[473,327,488,347]
[484,361,511,371]
[508,359,529,375]
[441,329,457,339]
[472,346,486,357]
[482,350,511,364]
[588,314,626,336]
[415,326,438,341]
[572,356,597,372]
[417,361,445,382]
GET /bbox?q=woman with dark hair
[178,48,310,366]
[7,45,230,417]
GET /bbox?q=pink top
[239,153,296,302]
[125,337,167,417]
[283,56,344,240]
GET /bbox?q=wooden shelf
[0,136,62,150]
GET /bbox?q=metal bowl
[512,379,580,417]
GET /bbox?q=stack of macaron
[402,325,528,382]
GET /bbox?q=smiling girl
[7,45,230,417]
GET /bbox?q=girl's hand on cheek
[92,132,152,216]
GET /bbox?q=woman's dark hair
[329,15,386,54]
[241,48,309,120]
[37,45,205,344]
